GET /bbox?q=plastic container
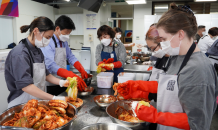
[118,72,136,83]
[97,72,114,88]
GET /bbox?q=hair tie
[178,5,194,15]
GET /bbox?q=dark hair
[20,17,54,39]
[55,15,75,30]
[97,25,115,39]
[146,26,161,44]
[208,27,218,36]
[113,27,123,33]
[198,25,205,30]
[157,3,197,39]
[150,23,157,27]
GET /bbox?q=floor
[91,72,218,130]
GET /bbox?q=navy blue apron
[101,43,124,83]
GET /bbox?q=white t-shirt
[198,35,215,53]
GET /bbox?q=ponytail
[20,25,30,33]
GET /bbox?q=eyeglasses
[147,43,160,52]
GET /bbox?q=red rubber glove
[147,66,153,71]
[57,68,87,92]
[117,80,158,99]
[74,61,88,79]
[105,58,114,63]
[103,61,122,70]
[98,59,106,65]
[135,104,190,130]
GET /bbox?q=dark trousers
[47,85,67,96]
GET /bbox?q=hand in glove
[135,103,190,130]
[74,61,88,79]
[57,68,87,92]
[59,80,69,87]
[117,80,158,99]
[52,96,68,101]
[102,61,122,70]
[147,66,153,71]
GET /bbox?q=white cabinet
[55,14,84,35]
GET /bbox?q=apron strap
[113,42,115,52]
[22,39,35,63]
[101,44,104,52]
[177,43,196,74]
[52,36,58,48]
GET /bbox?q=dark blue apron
[101,43,124,83]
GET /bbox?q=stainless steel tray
[80,123,132,130]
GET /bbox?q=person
[116,4,218,130]
[195,25,206,43]
[41,15,88,96]
[113,27,135,47]
[207,39,218,65]
[96,25,127,83]
[5,17,69,108]
[197,27,218,56]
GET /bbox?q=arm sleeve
[40,43,60,75]
[95,44,103,66]
[116,43,127,68]
[11,54,34,90]
[65,42,78,66]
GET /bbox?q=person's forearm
[22,84,54,100]
[46,74,61,85]
[124,44,129,47]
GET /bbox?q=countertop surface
[59,81,115,130]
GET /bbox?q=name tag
[110,53,114,58]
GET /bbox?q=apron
[8,39,46,108]
[46,36,66,86]
[209,55,218,65]
[157,43,196,130]
[101,43,124,83]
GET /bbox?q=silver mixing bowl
[94,95,117,108]
[78,87,94,96]
[77,74,93,86]
[106,100,150,130]
[80,123,132,130]
[0,100,78,130]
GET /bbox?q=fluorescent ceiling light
[126,0,146,4]
[66,0,70,1]
[154,7,168,9]
[195,0,216,1]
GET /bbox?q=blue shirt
[41,34,78,75]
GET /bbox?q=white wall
[69,35,84,49]
[132,2,152,52]
[13,0,57,44]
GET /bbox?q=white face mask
[101,38,111,46]
[35,32,50,48]
[117,34,121,39]
[202,31,206,36]
[59,29,69,42]
[152,49,166,58]
[160,35,182,56]
[212,36,217,40]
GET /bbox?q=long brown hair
[157,3,197,39]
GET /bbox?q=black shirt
[195,34,201,43]
[5,38,50,103]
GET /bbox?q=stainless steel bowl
[80,123,132,130]
[94,95,117,108]
[106,100,150,130]
[0,100,78,130]
[78,87,94,96]
[77,74,93,86]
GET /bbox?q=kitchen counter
[59,81,115,130]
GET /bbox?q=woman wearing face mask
[41,15,88,96]
[5,17,69,108]
[96,25,127,83]
[115,4,218,130]
[197,27,218,56]
[113,27,135,47]
[146,26,170,80]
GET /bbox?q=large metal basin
[0,100,78,130]
[80,123,132,130]
[124,64,151,74]
[106,100,149,130]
